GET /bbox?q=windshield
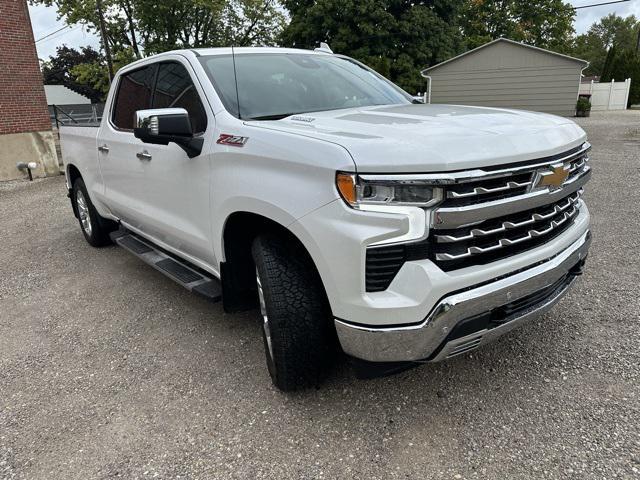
[198,53,413,120]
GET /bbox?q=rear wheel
[73,178,116,247]
[251,233,334,391]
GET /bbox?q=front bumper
[335,230,591,363]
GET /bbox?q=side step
[110,229,222,302]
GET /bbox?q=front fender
[213,197,302,263]
[209,125,355,266]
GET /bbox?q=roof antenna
[314,42,333,54]
[231,45,242,119]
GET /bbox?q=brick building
[0,0,58,180]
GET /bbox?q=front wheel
[72,178,116,247]
[252,233,334,391]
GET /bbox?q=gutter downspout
[420,73,432,104]
[576,63,589,115]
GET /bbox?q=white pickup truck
[61,47,591,390]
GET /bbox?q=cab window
[111,66,155,130]
[152,62,208,134]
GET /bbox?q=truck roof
[190,47,330,56]
[118,47,331,74]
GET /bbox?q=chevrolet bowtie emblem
[534,163,570,191]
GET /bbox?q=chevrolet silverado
[60,46,591,391]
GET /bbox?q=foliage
[600,45,616,81]
[134,0,286,54]
[32,0,286,93]
[32,0,140,57]
[41,45,104,102]
[576,97,591,112]
[461,0,575,51]
[281,0,466,93]
[33,0,286,53]
[571,14,639,76]
[572,14,640,108]
[71,48,138,100]
[33,0,640,106]
[601,48,640,107]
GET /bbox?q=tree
[132,0,285,54]
[32,0,286,96]
[600,45,616,81]
[41,45,105,102]
[32,0,142,58]
[223,0,287,47]
[281,0,466,93]
[461,0,575,51]
[601,48,640,107]
[34,0,285,54]
[572,14,639,76]
[71,48,138,99]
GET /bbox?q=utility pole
[96,0,114,83]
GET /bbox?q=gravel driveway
[1,111,639,480]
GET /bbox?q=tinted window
[199,54,412,120]
[112,66,154,129]
[152,62,208,134]
[200,56,238,117]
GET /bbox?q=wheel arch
[66,163,83,218]
[220,210,329,314]
[66,163,82,186]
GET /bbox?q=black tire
[72,177,116,247]
[252,233,334,391]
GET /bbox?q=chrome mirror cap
[133,107,203,158]
[134,108,188,135]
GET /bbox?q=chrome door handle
[136,151,152,161]
[97,144,109,153]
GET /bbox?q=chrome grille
[435,191,581,245]
[439,143,590,209]
[429,143,591,271]
[363,143,591,289]
[430,191,583,269]
[446,174,533,202]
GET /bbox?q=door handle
[97,144,109,153]
[136,151,152,161]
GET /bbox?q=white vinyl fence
[579,78,631,111]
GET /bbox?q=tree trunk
[120,0,141,58]
[96,0,114,82]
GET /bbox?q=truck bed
[59,125,99,173]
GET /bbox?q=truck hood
[246,104,587,172]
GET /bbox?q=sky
[29,0,640,61]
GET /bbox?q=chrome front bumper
[335,230,591,363]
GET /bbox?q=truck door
[98,64,156,227]
[99,59,215,266]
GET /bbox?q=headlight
[336,172,444,209]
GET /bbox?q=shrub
[576,98,592,112]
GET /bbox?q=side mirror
[133,108,203,158]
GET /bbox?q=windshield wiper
[247,103,405,120]
[247,113,302,121]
